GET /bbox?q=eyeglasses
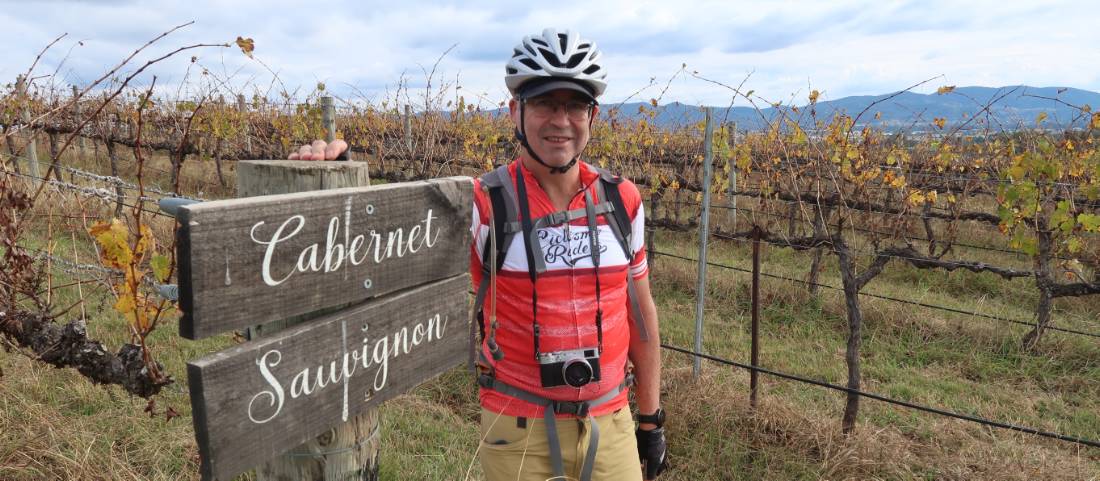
[524,98,595,120]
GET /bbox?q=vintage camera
[538,347,601,388]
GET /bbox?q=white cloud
[0,0,1096,108]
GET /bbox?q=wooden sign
[188,275,470,481]
[176,177,472,339]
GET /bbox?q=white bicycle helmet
[505,28,607,99]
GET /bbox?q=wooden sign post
[177,164,473,481]
[188,276,469,481]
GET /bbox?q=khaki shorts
[479,407,642,481]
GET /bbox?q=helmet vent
[531,38,549,48]
[558,34,568,52]
[566,52,587,68]
[513,48,524,58]
[519,58,541,70]
[583,64,601,75]
[538,47,563,67]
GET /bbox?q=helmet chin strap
[516,101,577,175]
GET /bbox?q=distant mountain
[598,86,1100,132]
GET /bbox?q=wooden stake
[321,96,336,143]
[16,75,40,180]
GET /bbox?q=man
[290,28,667,481]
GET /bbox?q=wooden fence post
[73,85,87,161]
[238,94,252,156]
[321,96,336,143]
[727,122,737,231]
[237,156,380,480]
[693,107,715,380]
[15,75,41,180]
[403,104,413,151]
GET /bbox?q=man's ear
[508,98,520,124]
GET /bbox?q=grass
[2,148,1099,480]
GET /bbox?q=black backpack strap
[470,165,518,372]
[593,167,649,341]
[594,167,633,263]
[479,165,517,273]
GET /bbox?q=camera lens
[562,359,594,387]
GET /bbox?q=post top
[237,159,369,172]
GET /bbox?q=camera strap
[583,189,604,353]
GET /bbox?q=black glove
[636,427,668,479]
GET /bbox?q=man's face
[509,89,599,168]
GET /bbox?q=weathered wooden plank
[237,159,370,197]
[177,176,472,339]
[189,274,470,481]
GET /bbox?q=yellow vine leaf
[936,85,956,95]
[236,37,255,58]
[933,118,946,129]
[89,219,132,270]
[134,224,155,261]
[114,292,136,320]
[1092,112,1100,129]
[809,90,820,104]
[1035,112,1048,125]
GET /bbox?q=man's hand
[287,139,348,160]
[636,427,668,480]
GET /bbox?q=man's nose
[546,105,571,126]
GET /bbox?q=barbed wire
[657,199,1094,260]
[25,246,173,296]
[2,169,175,219]
[650,249,1100,339]
[705,231,1034,278]
[660,343,1100,449]
[58,165,206,202]
[754,159,1084,189]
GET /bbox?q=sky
[1,0,1098,109]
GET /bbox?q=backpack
[469,163,649,370]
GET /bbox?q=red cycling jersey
[470,159,648,418]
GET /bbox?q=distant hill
[598,86,1100,132]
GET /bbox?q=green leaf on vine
[1067,237,1083,253]
[1078,213,1100,232]
[151,254,171,283]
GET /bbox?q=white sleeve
[471,201,487,263]
[630,200,646,254]
[629,201,648,278]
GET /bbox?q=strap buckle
[477,373,496,389]
[545,210,570,226]
[553,400,590,417]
